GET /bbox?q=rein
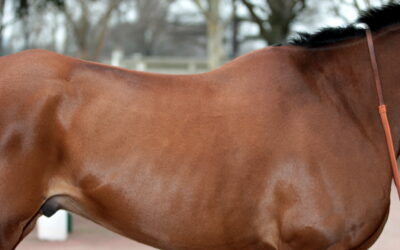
[365,27,400,199]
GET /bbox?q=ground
[17,185,400,250]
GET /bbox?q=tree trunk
[0,0,5,55]
[207,0,224,70]
[92,0,122,61]
[241,0,307,45]
[231,0,240,58]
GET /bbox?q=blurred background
[0,0,397,71]
[3,0,398,249]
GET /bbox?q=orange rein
[365,27,400,199]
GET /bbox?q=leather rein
[365,26,400,199]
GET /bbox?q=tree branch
[59,3,79,39]
[332,4,352,23]
[352,0,363,11]
[193,0,209,18]
[241,0,272,43]
[363,0,372,8]
[93,0,123,60]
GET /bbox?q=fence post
[111,48,124,67]
[37,210,69,241]
[133,53,146,71]
[188,61,197,73]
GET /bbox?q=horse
[1,3,400,250]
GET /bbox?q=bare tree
[230,0,240,58]
[57,0,123,60]
[350,0,397,10]
[10,0,123,60]
[330,0,396,23]
[0,0,40,53]
[106,0,206,57]
[193,0,225,69]
[240,0,308,45]
[0,0,6,55]
[132,0,175,56]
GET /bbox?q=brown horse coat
[1,5,400,250]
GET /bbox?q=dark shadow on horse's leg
[0,224,20,250]
[0,207,43,250]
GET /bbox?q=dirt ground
[17,185,400,250]
[17,214,156,250]
[370,184,400,250]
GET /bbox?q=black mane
[288,3,400,48]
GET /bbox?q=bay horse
[2,4,400,250]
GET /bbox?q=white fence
[37,210,69,241]
[110,50,209,74]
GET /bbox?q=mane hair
[288,3,400,48]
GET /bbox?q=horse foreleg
[0,190,45,250]
[0,93,70,249]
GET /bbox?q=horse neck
[373,26,400,153]
[310,26,400,154]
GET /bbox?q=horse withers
[1,4,400,250]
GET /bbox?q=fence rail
[110,50,209,74]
